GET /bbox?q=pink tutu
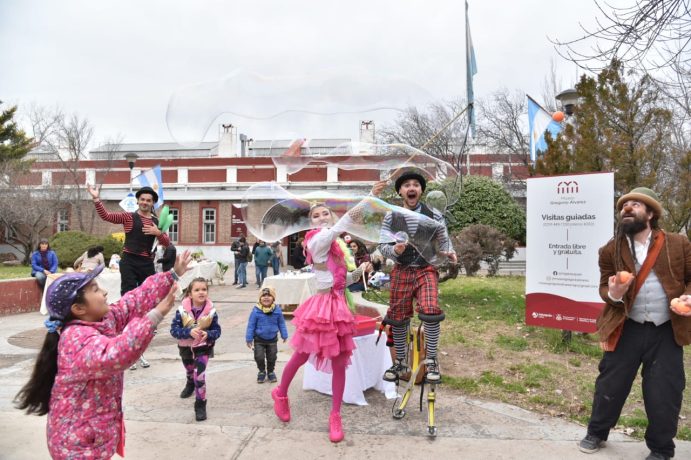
[290,289,355,373]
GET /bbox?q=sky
[0,0,611,147]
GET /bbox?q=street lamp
[555,88,579,116]
[124,153,138,192]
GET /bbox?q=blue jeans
[237,262,248,286]
[271,257,280,275]
[33,272,47,288]
[256,265,268,285]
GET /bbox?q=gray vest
[628,262,670,326]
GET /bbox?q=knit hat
[394,170,427,193]
[616,187,663,218]
[259,286,276,301]
[46,264,104,320]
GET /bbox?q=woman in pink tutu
[270,200,376,443]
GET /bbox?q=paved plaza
[1,267,688,459]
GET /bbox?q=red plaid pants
[386,265,441,322]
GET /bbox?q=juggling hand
[608,271,634,301]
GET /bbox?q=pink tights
[276,351,348,414]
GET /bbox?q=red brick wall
[0,278,42,315]
[238,167,275,182]
[181,201,199,244]
[189,169,225,182]
[338,168,379,181]
[289,166,326,182]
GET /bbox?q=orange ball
[552,111,565,122]
[616,271,632,284]
[671,298,691,314]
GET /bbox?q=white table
[179,260,220,288]
[40,261,219,315]
[261,272,317,306]
[40,270,123,315]
[303,332,397,406]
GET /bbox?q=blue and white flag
[466,0,478,137]
[527,95,562,162]
[133,165,165,209]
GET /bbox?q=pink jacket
[47,271,175,460]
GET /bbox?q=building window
[203,208,216,244]
[57,209,69,232]
[168,208,179,244]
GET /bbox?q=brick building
[1,125,530,263]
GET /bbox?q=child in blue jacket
[245,286,288,383]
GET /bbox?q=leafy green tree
[0,101,33,175]
[536,60,689,234]
[440,175,526,244]
[536,60,672,196]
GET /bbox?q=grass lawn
[0,265,32,280]
[366,275,691,441]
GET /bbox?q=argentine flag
[527,95,562,162]
[133,165,165,209]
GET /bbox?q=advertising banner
[526,172,614,332]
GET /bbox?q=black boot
[194,399,207,421]
[180,379,195,399]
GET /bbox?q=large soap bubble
[166,69,436,146]
[241,182,452,266]
[271,141,458,185]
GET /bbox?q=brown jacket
[596,229,691,346]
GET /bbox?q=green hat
[616,187,662,217]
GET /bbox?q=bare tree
[476,89,532,181]
[0,177,71,264]
[377,99,470,169]
[27,106,122,234]
[553,0,691,72]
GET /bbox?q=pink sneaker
[271,387,290,422]
[328,412,344,443]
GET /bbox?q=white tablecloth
[179,260,219,288]
[39,261,219,315]
[262,272,317,305]
[303,332,397,406]
[40,270,123,315]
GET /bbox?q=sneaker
[271,387,291,422]
[328,412,344,443]
[237,285,246,289]
[139,357,150,368]
[268,372,277,383]
[129,363,137,370]
[424,358,441,383]
[383,360,409,382]
[578,434,604,454]
[645,453,670,460]
[257,372,266,383]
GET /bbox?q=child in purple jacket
[15,251,192,460]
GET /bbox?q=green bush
[445,176,526,244]
[49,231,123,268]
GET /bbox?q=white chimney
[218,124,238,157]
[359,120,375,144]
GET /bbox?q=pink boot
[271,387,291,422]
[328,412,344,443]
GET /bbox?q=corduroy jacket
[596,229,691,347]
